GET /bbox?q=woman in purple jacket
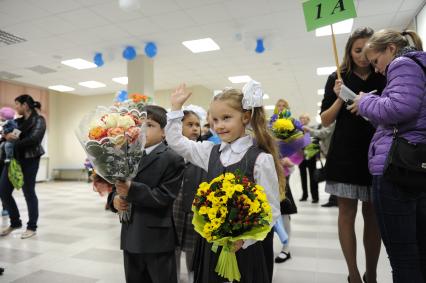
[350,30,425,283]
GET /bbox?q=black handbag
[383,128,426,191]
[313,158,326,183]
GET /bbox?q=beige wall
[48,91,115,175]
[47,85,213,177]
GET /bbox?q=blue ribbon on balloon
[123,46,137,60]
[93,52,104,67]
[144,42,157,58]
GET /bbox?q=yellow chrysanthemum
[249,199,261,215]
[199,206,208,215]
[273,118,294,131]
[234,184,244,192]
[224,172,235,181]
[255,184,265,192]
[208,207,219,220]
[197,182,210,195]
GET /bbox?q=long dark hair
[15,94,41,112]
[340,27,374,75]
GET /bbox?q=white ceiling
[0,0,424,118]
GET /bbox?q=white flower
[116,115,135,129]
[104,113,121,128]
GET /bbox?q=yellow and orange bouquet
[192,170,272,282]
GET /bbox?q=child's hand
[93,178,113,192]
[171,84,192,111]
[113,195,128,211]
[233,240,244,252]
[116,180,131,196]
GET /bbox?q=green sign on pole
[303,0,357,31]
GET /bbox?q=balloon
[93,52,104,67]
[116,90,128,102]
[144,42,157,58]
[255,38,265,54]
[123,46,137,60]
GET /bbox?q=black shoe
[311,199,319,204]
[363,273,367,283]
[274,251,291,263]
[299,197,307,201]
[0,267,4,275]
[321,202,337,207]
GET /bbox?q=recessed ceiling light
[315,18,354,37]
[263,94,270,99]
[78,81,106,88]
[316,66,336,76]
[317,89,325,95]
[61,58,97,70]
[48,85,75,92]
[228,75,252,84]
[182,38,220,53]
[112,77,128,85]
[265,105,275,110]
[317,102,322,106]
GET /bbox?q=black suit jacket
[108,142,185,254]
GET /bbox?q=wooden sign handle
[331,25,342,81]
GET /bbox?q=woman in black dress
[320,27,386,283]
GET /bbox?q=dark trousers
[123,250,177,283]
[261,230,274,283]
[372,176,426,283]
[0,157,40,230]
[298,158,318,200]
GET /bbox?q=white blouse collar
[219,135,253,154]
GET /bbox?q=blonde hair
[214,89,286,198]
[274,99,289,115]
[364,29,423,56]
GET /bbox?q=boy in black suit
[94,105,185,283]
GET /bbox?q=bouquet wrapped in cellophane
[269,108,311,158]
[192,171,272,282]
[76,104,147,223]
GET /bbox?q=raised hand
[171,83,192,111]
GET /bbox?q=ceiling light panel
[78,81,106,88]
[61,58,97,70]
[182,38,220,53]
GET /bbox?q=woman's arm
[321,75,344,127]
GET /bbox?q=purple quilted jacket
[358,51,426,175]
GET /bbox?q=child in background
[173,110,206,283]
[166,82,283,283]
[94,105,185,283]
[0,107,18,163]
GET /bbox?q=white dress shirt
[166,110,281,249]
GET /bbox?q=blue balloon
[144,42,157,58]
[93,52,104,67]
[274,216,288,244]
[255,38,265,54]
[116,90,128,102]
[123,46,137,60]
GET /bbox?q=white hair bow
[182,104,207,121]
[242,80,264,110]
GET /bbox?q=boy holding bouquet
[94,105,185,283]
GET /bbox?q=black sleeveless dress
[193,145,272,283]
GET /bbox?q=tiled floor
[0,176,392,283]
